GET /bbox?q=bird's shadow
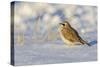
[89,40,97,46]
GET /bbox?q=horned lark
[58,21,91,46]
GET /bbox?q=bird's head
[59,21,71,29]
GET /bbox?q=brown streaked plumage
[59,21,91,46]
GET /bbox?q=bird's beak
[59,23,63,25]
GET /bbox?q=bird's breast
[59,29,73,45]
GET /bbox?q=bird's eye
[62,24,65,26]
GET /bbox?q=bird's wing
[64,27,82,42]
[71,27,81,39]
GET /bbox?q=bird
[58,21,91,46]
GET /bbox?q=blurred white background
[14,2,97,44]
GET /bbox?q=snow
[14,40,97,66]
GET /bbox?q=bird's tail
[80,39,91,46]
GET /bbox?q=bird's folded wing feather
[62,27,81,42]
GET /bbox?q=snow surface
[14,40,97,66]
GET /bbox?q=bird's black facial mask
[64,21,72,27]
[59,23,65,26]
